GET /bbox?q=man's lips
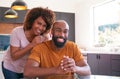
[57,38,64,42]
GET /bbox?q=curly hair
[23,7,55,33]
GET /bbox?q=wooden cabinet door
[61,12,75,42]
[98,54,111,75]
[15,10,28,23]
[111,55,120,76]
[0,7,27,23]
[0,8,3,22]
[54,12,61,20]
[87,53,99,75]
[0,7,16,23]
[87,53,111,75]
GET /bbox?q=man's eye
[55,29,61,32]
[64,30,69,33]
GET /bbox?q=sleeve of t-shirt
[10,28,20,47]
[73,43,84,62]
[28,46,41,63]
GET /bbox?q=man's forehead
[54,22,65,26]
[53,21,69,29]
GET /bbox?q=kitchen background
[0,0,120,79]
[0,0,109,48]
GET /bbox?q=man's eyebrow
[54,27,61,29]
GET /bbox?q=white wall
[75,0,109,48]
[0,0,80,12]
[0,0,109,48]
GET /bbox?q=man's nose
[59,31,65,37]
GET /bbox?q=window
[93,0,120,47]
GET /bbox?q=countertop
[1,50,120,55]
[88,75,120,79]
[81,50,120,55]
[0,51,4,54]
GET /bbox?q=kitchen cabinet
[0,7,75,42]
[87,53,111,75]
[0,7,16,23]
[0,7,27,23]
[111,55,120,76]
[15,10,28,23]
[55,12,75,42]
[0,35,10,50]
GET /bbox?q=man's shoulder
[35,40,51,47]
[65,40,78,48]
[66,40,75,45]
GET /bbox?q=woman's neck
[25,30,35,42]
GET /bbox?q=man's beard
[52,36,67,48]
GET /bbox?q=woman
[2,7,55,79]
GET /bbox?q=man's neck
[50,40,63,51]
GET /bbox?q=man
[24,20,91,79]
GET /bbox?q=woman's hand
[31,36,45,46]
[43,33,52,41]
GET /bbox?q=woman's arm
[10,36,44,61]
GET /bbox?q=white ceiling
[0,0,84,12]
[0,0,84,7]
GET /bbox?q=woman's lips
[37,29,41,34]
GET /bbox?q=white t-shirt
[3,26,30,73]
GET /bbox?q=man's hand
[60,56,77,73]
[55,64,69,75]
